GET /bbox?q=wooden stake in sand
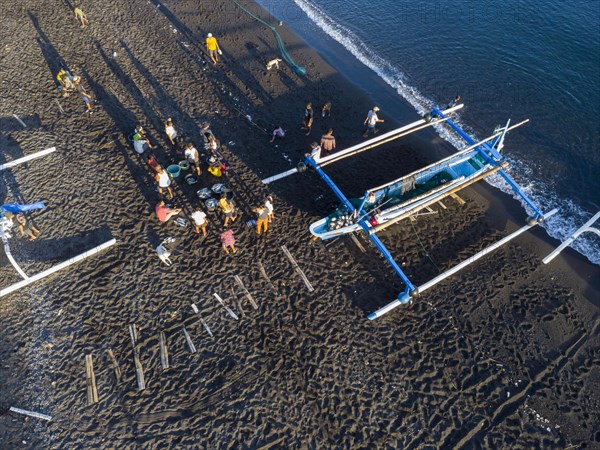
[191,303,214,337]
[213,293,239,320]
[54,98,64,114]
[233,275,259,310]
[12,114,26,128]
[159,331,169,369]
[106,349,122,383]
[349,233,366,253]
[181,326,197,353]
[258,261,277,294]
[128,324,146,391]
[85,354,99,405]
[281,245,314,292]
[8,407,52,422]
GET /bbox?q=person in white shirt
[305,142,321,160]
[191,210,208,237]
[165,118,178,146]
[156,167,174,199]
[264,196,274,222]
[184,143,201,176]
[363,106,384,137]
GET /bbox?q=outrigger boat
[263,101,557,320]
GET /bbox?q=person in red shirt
[219,227,237,254]
[155,200,181,222]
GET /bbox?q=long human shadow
[0,135,35,208]
[28,11,68,86]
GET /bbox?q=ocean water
[258,0,600,264]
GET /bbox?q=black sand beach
[1,0,599,448]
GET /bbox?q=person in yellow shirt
[205,33,221,65]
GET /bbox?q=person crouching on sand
[155,200,181,223]
[205,33,221,65]
[220,227,237,254]
[16,213,40,240]
[270,125,285,143]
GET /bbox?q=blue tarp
[0,201,46,214]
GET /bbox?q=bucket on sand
[178,160,191,171]
[167,164,181,179]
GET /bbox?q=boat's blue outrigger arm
[305,156,416,301]
[432,106,544,218]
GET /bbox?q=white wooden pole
[368,209,558,320]
[543,211,600,264]
[262,104,465,184]
[0,239,117,298]
[9,406,52,421]
[0,147,57,171]
[0,230,29,280]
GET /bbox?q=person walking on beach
[220,227,237,254]
[184,143,201,176]
[320,128,336,156]
[218,194,237,227]
[156,166,174,199]
[322,101,332,118]
[74,5,89,28]
[363,106,384,137]
[270,125,285,143]
[265,195,274,222]
[165,118,178,146]
[205,33,221,65]
[253,204,269,235]
[305,142,321,160]
[80,89,93,114]
[191,209,208,237]
[301,103,313,135]
[155,200,181,223]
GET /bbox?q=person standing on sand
[155,200,181,223]
[146,154,161,175]
[265,195,274,222]
[253,204,269,235]
[220,228,237,254]
[322,101,332,118]
[191,209,208,237]
[156,167,174,199]
[205,33,221,65]
[184,143,201,176]
[301,103,314,135]
[74,5,89,28]
[363,106,384,137]
[218,194,237,227]
[305,142,321,160]
[320,128,336,156]
[165,118,178,146]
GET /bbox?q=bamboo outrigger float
[0,147,116,298]
[263,102,556,320]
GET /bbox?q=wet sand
[0,0,598,448]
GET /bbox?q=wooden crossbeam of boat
[258,261,277,294]
[318,117,451,168]
[370,163,508,234]
[450,193,465,205]
[85,354,99,405]
[543,211,600,264]
[0,238,117,298]
[262,104,464,184]
[0,147,57,171]
[8,407,52,422]
[349,233,366,253]
[368,209,559,320]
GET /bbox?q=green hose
[232,1,307,76]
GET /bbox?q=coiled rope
[232,1,306,76]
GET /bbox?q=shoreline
[0,0,598,448]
